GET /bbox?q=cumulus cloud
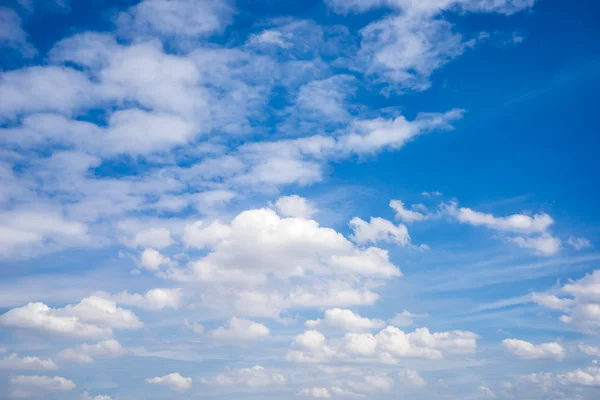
[0,7,35,57]
[274,195,317,219]
[0,296,142,339]
[534,270,600,333]
[388,310,428,327]
[10,375,76,398]
[299,387,332,398]
[107,288,182,310]
[139,248,171,271]
[502,339,565,360]
[0,354,57,370]
[568,236,592,251]
[58,340,126,364]
[81,392,112,400]
[209,317,270,341]
[169,207,401,286]
[201,365,286,387]
[116,0,233,39]
[145,372,192,391]
[444,201,560,255]
[349,217,410,246]
[287,326,478,363]
[389,200,427,223]
[398,368,427,388]
[306,308,386,332]
[578,344,600,356]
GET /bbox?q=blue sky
[0,0,599,399]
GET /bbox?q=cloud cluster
[0,296,142,339]
[201,365,286,387]
[533,269,600,333]
[145,372,192,391]
[287,326,478,363]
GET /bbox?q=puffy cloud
[58,340,126,364]
[81,393,112,400]
[183,220,232,249]
[0,354,57,370]
[398,369,427,388]
[139,248,171,271]
[132,228,173,249]
[299,387,332,398]
[389,200,427,223]
[444,201,561,255]
[534,270,600,333]
[145,372,192,391]
[274,195,317,219]
[201,365,286,387]
[388,310,428,327]
[0,7,35,56]
[184,320,205,335]
[306,308,386,332]
[578,344,600,356]
[287,326,478,363]
[170,208,401,285]
[502,339,565,360]
[479,385,496,398]
[510,234,561,256]
[447,204,553,234]
[248,30,292,48]
[0,296,142,339]
[349,217,410,246]
[209,317,269,341]
[108,288,182,310]
[568,236,592,250]
[116,0,233,39]
[0,210,88,258]
[10,375,75,398]
[531,293,575,312]
[345,375,394,392]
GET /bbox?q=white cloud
[209,317,269,341]
[349,217,411,246]
[299,387,332,398]
[421,191,442,197]
[116,0,233,39]
[446,203,553,234]
[287,326,478,363]
[183,220,232,249]
[0,296,142,339]
[388,310,428,327]
[201,365,286,387]
[0,354,57,370]
[248,30,292,48]
[345,375,394,392]
[139,248,171,271]
[306,308,386,332]
[108,288,182,310]
[170,208,400,285]
[145,372,192,391]
[274,195,317,219]
[0,7,35,57]
[58,340,126,364]
[389,200,427,223]
[184,320,205,335]
[510,234,561,256]
[10,375,75,398]
[568,236,592,251]
[578,344,600,356]
[398,369,427,388]
[479,385,497,398]
[502,339,565,360]
[81,392,112,400]
[132,228,173,249]
[531,293,575,312]
[0,210,89,258]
